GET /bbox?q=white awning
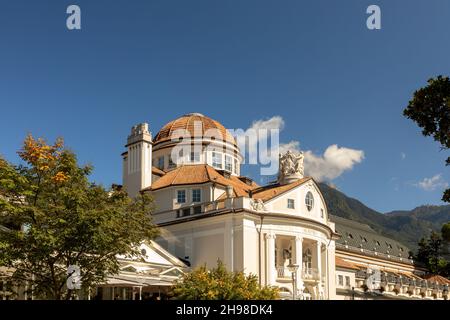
[101,276,175,287]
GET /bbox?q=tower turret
[122,123,152,197]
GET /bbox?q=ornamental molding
[250,199,267,212]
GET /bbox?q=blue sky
[0,0,449,212]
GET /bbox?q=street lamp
[287,263,299,300]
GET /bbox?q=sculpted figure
[279,150,304,183]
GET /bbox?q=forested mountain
[318,183,450,251]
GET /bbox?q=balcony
[302,268,321,281]
[276,267,321,281]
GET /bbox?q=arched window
[305,192,314,211]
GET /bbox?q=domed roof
[153,113,237,147]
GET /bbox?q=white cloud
[302,145,365,181]
[247,116,285,132]
[414,174,449,191]
[235,116,365,181]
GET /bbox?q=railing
[277,266,290,279]
[335,243,414,265]
[203,199,226,212]
[175,199,227,218]
[302,268,320,281]
[276,267,321,281]
[357,271,449,299]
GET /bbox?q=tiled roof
[331,215,410,258]
[250,177,312,202]
[423,275,450,285]
[153,113,237,147]
[146,164,319,204]
[145,164,259,196]
[152,166,166,176]
[335,257,360,270]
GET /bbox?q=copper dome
[153,113,237,147]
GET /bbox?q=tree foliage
[403,75,450,202]
[0,135,158,300]
[415,230,448,276]
[171,260,279,300]
[443,222,450,243]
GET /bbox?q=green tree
[0,135,158,300]
[403,75,450,202]
[171,260,279,300]
[415,231,448,276]
[442,222,450,242]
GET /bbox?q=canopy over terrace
[97,274,178,300]
[93,241,188,300]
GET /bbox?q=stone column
[265,233,276,285]
[295,236,304,296]
[316,241,322,289]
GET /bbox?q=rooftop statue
[278,150,304,184]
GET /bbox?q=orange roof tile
[250,177,312,202]
[423,275,450,285]
[145,164,258,195]
[152,166,166,176]
[145,164,316,203]
[335,257,360,270]
[153,113,237,147]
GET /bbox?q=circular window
[305,192,314,211]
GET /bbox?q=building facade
[122,113,338,299]
[121,113,449,300]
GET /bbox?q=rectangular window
[338,275,343,286]
[320,208,324,218]
[192,189,201,202]
[168,156,175,168]
[182,208,190,217]
[212,152,222,169]
[177,190,186,203]
[345,276,350,287]
[234,159,238,174]
[225,155,232,172]
[193,205,202,214]
[190,152,200,163]
[287,199,295,209]
[157,156,164,170]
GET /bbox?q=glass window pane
[192,189,201,202]
[177,190,186,203]
[305,192,314,211]
[212,152,222,169]
[225,155,232,172]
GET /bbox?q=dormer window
[157,156,164,170]
[212,152,222,169]
[190,152,200,163]
[225,155,233,172]
[168,156,176,168]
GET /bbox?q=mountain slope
[318,183,450,251]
